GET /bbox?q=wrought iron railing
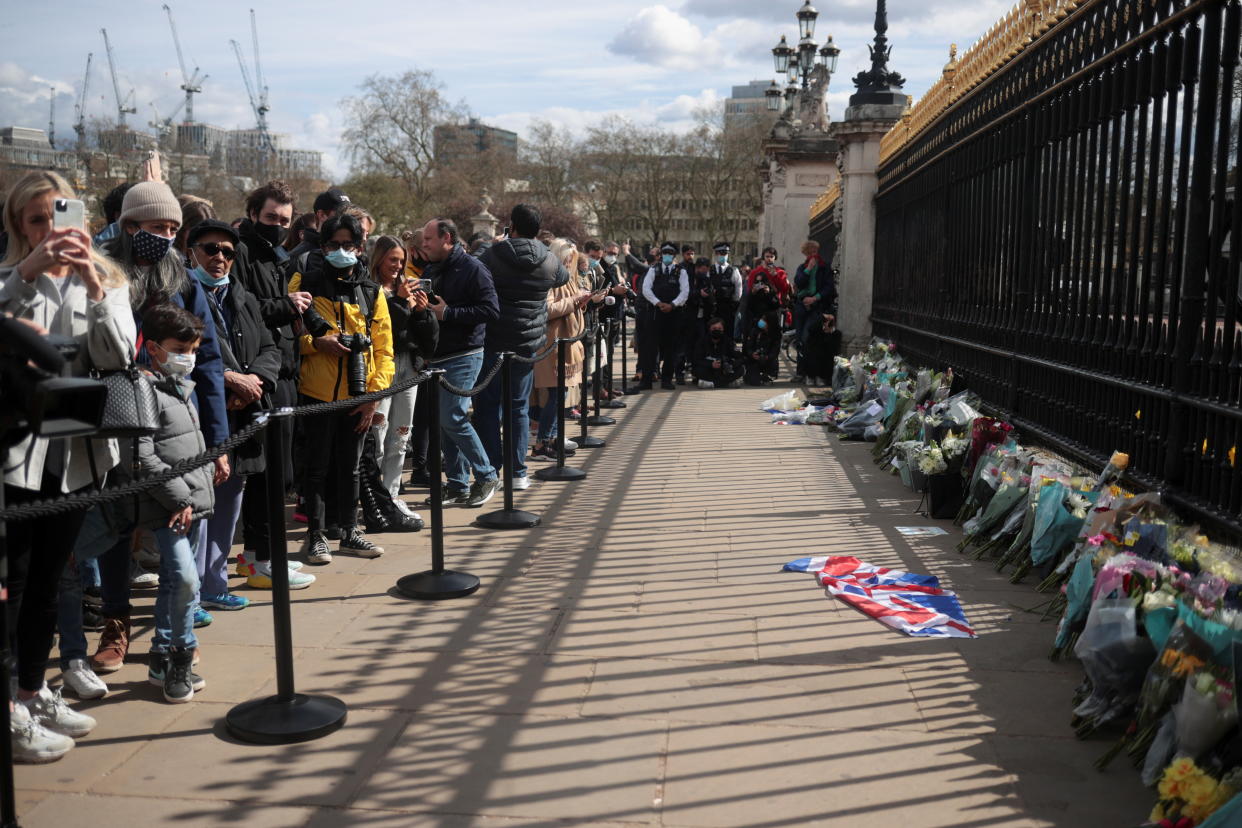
[873,0,1242,537]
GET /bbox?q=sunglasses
[194,242,236,260]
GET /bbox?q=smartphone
[417,278,433,292]
[501,225,510,237]
[53,198,85,232]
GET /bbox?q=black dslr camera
[337,332,372,396]
[0,318,106,445]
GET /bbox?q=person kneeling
[695,317,743,388]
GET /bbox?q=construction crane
[48,87,55,148]
[229,8,274,155]
[73,53,92,150]
[162,4,206,124]
[100,28,136,128]
[148,98,186,140]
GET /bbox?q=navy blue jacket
[426,244,499,360]
[134,278,230,448]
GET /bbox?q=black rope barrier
[0,372,436,523]
[395,369,481,599]
[576,312,605,450]
[435,352,505,398]
[476,352,540,530]
[534,335,586,482]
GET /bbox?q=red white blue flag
[784,556,976,639]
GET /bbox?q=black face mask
[254,221,287,247]
[710,331,724,339]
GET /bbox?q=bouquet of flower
[1173,669,1237,759]
[1148,759,1240,826]
[916,442,948,476]
[958,466,1031,556]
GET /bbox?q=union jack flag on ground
[784,556,976,639]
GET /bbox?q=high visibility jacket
[289,267,395,403]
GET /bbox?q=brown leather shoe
[90,615,130,674]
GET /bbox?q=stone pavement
[17,384,1152,827]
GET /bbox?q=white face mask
[155,343,196,378]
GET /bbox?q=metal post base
[226,693,347,745]
[476,508,541,530]
[534,465,586,481]
[395,570,481,600]
[577,435,605,448]
[602,399,627,409]
[586,415,616,426]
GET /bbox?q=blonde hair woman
[530,239,589,460]
[0,170,135,762]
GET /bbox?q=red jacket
[747,264,791,304]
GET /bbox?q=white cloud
[610,6,715,71]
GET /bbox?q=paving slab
[16,383,1153,827]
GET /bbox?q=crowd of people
[0,163,841,765]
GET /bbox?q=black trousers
[408,382,430,474]
[636,307,656,381]
[5,475,88,692]
[242,377,295,560]
[651,307,682,383]
[298,396,367,533]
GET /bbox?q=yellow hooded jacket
[289,269,395,402]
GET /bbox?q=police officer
[640,241,689,390]
[705,242,743,346]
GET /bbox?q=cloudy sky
[1,0,1011,179]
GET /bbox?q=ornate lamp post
[796,1,819,91]
[850,0,906,107]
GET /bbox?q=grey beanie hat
[118,181,181,226]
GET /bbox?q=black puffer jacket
[478,238,569,356]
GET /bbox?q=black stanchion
[534,339,586,481]
[396,372,482,598]
[227,409,347,744]
[588,317,616,427]
[602,316,627,410]
[577,313,605,449]
[619,296,632,397]
[476,353,540,530]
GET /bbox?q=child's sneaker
[149,651,205,692]
[193,608,213,628]
[22,685,95,738]
[200,592,250,611]
[246,560,316,590]
[162,648,197,704]
[10,703,73,764]
[61,659,108,700]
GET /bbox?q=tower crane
[100,28,136,128]
[163,4,206,124]
[229,8,274,155]
[48,87,55,148]
[73,53,92,150]
[148,98,186,140]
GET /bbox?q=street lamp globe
[797,1,819,40]
[818,35,840,74]
[772,35,794,75]
[787,57,802,87]
[765,81,784,112]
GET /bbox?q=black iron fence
[873,0,1242,537]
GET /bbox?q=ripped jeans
[374,352,419,499]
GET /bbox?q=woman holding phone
[0,170,135,763]
[530,239,587,460]
[369,235,438,514]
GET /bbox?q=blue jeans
[195,472,244,597]
[58,505,128,667]
[433,351,496,492]
[152,522,201,653]
[475,352,534,481]
[536,387,562,443]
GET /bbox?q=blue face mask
[717,255,728,265]
[757,319,767,330]
[661,254,674,266]
[191,265,229,288]
[325,248,358,270]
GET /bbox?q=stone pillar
[759,133,838,270]
[834,103,903,353]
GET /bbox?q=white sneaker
[698,380,714,388]
[10,703,73,764]
[394,500,416,518]
[61,659,108,700]
[247,560,316,590]
[131,570,159,589]
[513,475,531,491]
[562,439,578,451]
[239,550,305,574]
[23,685,96,738]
